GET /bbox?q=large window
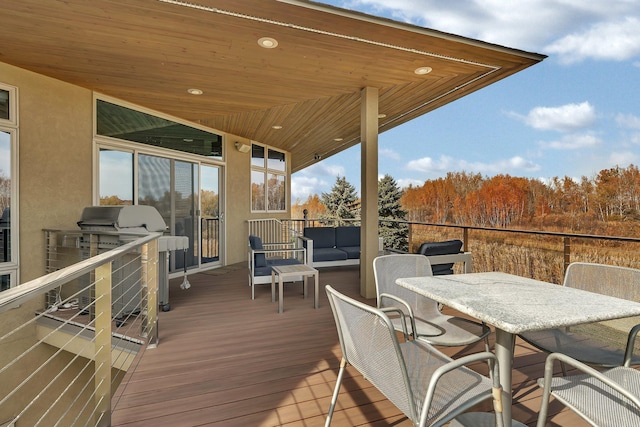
[0,83,18,291]
[251,144,286,212]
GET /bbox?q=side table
[271,264,319,314]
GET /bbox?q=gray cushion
[335,226,360,248]
[303,227,336,249]
[249,235,267,268]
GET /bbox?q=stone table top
[396,272,640,334]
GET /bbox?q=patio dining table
[396,271,640,427]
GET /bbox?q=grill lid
[78,206,167,232]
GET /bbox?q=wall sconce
[235,142,251,153]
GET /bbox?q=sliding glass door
[100,149,223,273]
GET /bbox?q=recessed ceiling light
[334,138,343,142]
[414,67,433,75]
[378,114,387,119]
[272,125,283,129]
[187,88,203,95]
[258,37,279,49]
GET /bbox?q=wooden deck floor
[111,264,590,427]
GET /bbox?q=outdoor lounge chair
[373,254,490,347]
[519,262,640,370]
[536,325,640,426]
[324,285,504,427]
[248,235,306,299]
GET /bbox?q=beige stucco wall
[0,62,94,283]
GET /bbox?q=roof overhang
[0,0,546,172]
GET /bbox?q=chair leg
[536,358,555,427]
[326,358,347,427]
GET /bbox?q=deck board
[111,264,592,426]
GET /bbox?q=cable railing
[282,218,640,284]
[0,230,160,427]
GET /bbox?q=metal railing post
[141,239,159,348]
[94,262,113,427]
[463,227,469,252]
[564,237,571,277]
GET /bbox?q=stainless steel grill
[76,205,188,317]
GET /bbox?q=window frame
[0,82,19,290]
[250,143,287,213]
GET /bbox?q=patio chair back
[374,253,440,319]
[520,262,640,368]
[326,285,415,421]
[325,285,503,427]
[564,262,640,301]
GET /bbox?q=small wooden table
[271,264,319,314]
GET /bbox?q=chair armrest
[421,351,502,425]
[380,307,410,339]
[384,248,408,254]
[297,236,313,265]
[379,292,417,339]
[624,323,640,366]
[543,352,640,408]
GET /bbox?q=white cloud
[539,133,601,150]
[330,0,640,57]
[406,154,540,175]
[617,113,640,130]
[291,176,326,202]
[379,147,401,161]
[396,178,424,189]
[302,162,345,178]
[518,102,597,132]
[609,151,640,166]
[545,17,640,64]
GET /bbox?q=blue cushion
[417,240,463,275]
[313,248,348,262]
[335,226,360,248]
[249,235,267,268]
[339,246,360,259]
[303,227,336,249]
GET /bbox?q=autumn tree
[321,176,359,225]
[292,194,327,219]
[378,174,408,251]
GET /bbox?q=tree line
[293,164,640,236]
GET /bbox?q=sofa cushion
[249,235,267,268]
[335,226,360,248]
[303,227,336,249]
[339,246,360,259]
[313,248,348,262]
[417,239,463,275]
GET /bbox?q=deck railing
[0,230,160,427]
[281,218,640,284]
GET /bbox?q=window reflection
[0,131,11,264]
[0,89,9,121]
[99,149,133,205]
[96,100,223,159]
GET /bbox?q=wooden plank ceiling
[0,0,545,171]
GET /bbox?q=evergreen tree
[321,176,360,225]
[378,174,408,251]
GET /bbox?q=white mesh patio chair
[536,326,640,427]
[373,254,491,347]
[520,262,640,371]
[324,285,504,427]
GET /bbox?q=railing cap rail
[0,231,161,314]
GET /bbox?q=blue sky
[291,0,640,202]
